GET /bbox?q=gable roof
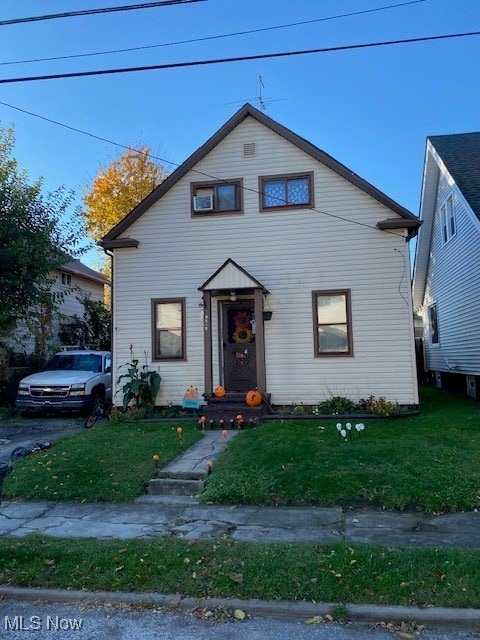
[413,132,480,307]
[199,258,268,294]
[428,132,480,222]
[61,259,110,286]
[101,103,417,247]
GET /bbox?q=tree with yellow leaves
[82,146,167,241]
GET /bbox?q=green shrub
[317,396,357,414]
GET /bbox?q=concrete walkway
[1,496,480,547]
[1,429,480,547]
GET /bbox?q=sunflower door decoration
[229,309,255,345]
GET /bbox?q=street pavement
[1,598,479,640]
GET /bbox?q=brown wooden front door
[222,303,257,392]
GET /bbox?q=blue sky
[1,0,479,267]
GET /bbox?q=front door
[222,303,257,392]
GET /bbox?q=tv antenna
[223,75,286,112]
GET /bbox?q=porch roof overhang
[198,258,269,296]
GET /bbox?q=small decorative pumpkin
[246,389,262,407]
[214,385,226,398]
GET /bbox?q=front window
[191,180,242,215]
[429,303,439,344]
[440,195,456,244]
[313,290,353,356]
[260,173,313,210]
[152,298,185,360]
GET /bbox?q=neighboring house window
[191,180,243,215]
[260,172,313,210]
[440,194,456,244]
[428,303,439,344]
[313,290,353,356]
[61,272,72,286]
[152,298,186,360]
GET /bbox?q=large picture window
[313,290,353,356]
[152,298,186,360]
[260,172,313,210]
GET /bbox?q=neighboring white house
[6,259,109,354]
[102,103,420,408]
[413,132,480,400]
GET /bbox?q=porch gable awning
[198,258,269,295]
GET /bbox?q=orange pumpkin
[246,390,262,407]
[214,385,226,398]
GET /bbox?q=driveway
[0,415,84,464]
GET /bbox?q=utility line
[0,29,478,85]
[0,0,426,66]
[0,99,411,237]
[0,0,204,27]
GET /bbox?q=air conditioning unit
[193,195,214,211]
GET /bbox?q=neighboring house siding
[5,269,106,354]
[56,272,105,320]
[422,168,480,375]
[112,118,417,406]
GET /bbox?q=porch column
[254,288,266,394]
[203,291,213,398]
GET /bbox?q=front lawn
[201,387,480,513]
[1,536,480,609]
[3,421,201,502]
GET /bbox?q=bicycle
[10,441,52,462]
[84,397,113,429]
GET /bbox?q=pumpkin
[246,389,262,407]
[214,385,226,398]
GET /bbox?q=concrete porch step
[149,478,205,496]
[157,470,206,481]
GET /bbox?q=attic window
[243,142,256,157]
[440,194,456,244]
[191,180,243,215]
[61,272,72,286]
[260,172,314,211]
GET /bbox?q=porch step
[157,470,206,480]
[202,393,271,422]
[149,478,205,496]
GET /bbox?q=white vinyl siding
[422,169,480,375]
[112,117,418,406]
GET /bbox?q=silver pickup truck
[15,350,112,414]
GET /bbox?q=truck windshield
[45,354,103,373]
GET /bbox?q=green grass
[3,421,201,502]
[1,536,480,609]
[202,387,480,513]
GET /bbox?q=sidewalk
[1,495,480,547]
[1,429,480,547]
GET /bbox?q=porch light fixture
[229,291,237,301]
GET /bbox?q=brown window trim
[259,171,314,211]
[190,179,243,216]
[151,297,187,362]
[312,289,354,357]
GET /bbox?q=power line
[0,99,410,237]
[0,0,426,66]
[0,29,478,85]
[0,0,204,27]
